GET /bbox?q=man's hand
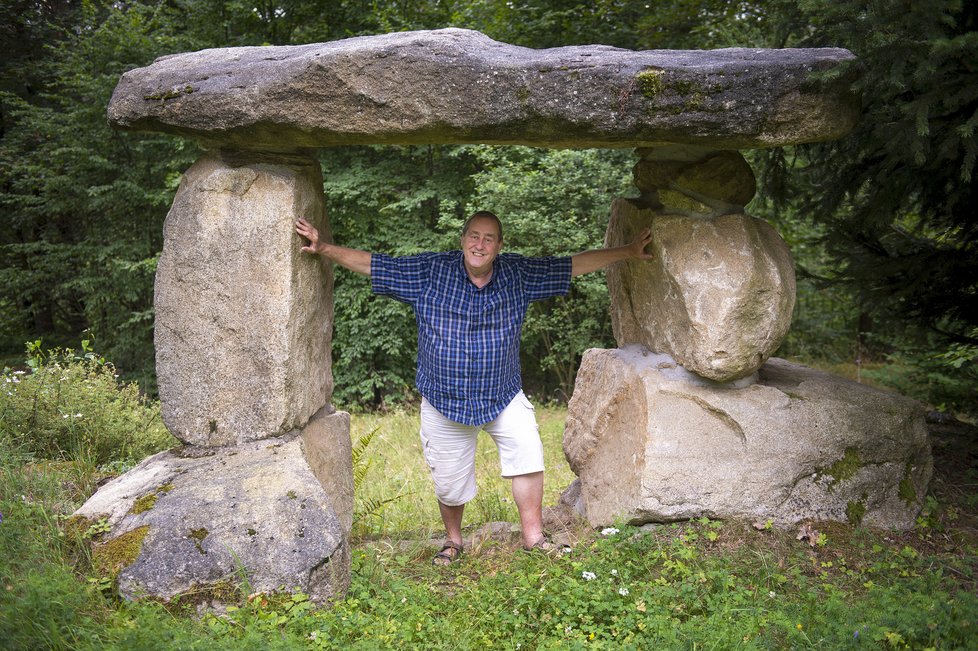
[295,217,373,276]
[628,228,654,260]
[295,218,325,256]
[570,227,654,277]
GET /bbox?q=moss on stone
[898,462,918,506]
[62,514,96,538]
[189,527,209,554]
[130,493,158,515]
[823,447,862,488]
[167,579,243,610]
[287,490,298,500]
[92,525,150,579]
[637,69,664,98]
[846,499,867,526]
[683,92,706,111]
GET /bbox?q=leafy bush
[0,341,177,466]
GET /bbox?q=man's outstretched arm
[295,218,372,276]
[570,228,653,277]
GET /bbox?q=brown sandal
[432,540,463,566]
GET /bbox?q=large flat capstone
[108,28,857,150]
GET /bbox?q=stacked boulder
[564,147,932,529]
[74,151,353,604]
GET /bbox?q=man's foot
[432,540,463,566]
[522,534,571,556]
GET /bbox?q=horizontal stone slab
[108,28,858,150]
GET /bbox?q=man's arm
[295,218,372,276]
[570,228,653,277]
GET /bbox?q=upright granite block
[564,347,932,529]
[155,151,332,445]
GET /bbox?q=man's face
[461,216,503,276]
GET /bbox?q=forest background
[1,0,975,419]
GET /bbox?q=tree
[759,0,978,412]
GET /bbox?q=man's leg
[485,391,547,549]
[420,398,479,563]
[439,501,466,548]
[511,471,544,548]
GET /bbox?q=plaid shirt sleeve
[518,255,573,302]
[371,252,438,304]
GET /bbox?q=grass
[350,406,575,539]
[2,354,977,649]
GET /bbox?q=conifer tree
[765,0,978,347]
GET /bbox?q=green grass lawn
[2,356,977,649]
[349,405,575,540]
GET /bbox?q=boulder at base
[563,347,932,529]
[73,409,352,604]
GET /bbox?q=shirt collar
[455,250,505,290]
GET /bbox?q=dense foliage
[1,0,975,414]
[759,0,978,412]
[0,342,176,467]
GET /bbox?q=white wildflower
[618,587,629,596]
[600,527,620,536]
[768,591,776,598]
[564,626,573,635]
[582,571,596,581]
[62,414,69,419]
[74,413,82,418]
[611,569,619,576]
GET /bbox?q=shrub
[0,341,177,467]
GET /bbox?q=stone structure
[108,28,856,150]
[155,151,333,446]
[77,27,928,605]
[75,408,352,603]
[563,347,932,529]
[607,146,796,382]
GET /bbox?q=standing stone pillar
[75,150,353,604]
[155,150,333,445]
[606,145,796,382]
[562,146,931,530]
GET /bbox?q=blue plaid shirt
[371,250,572,425]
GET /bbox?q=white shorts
[419,391,544,506]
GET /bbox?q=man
[295,211,652,564]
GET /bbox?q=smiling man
[296,211,651,564]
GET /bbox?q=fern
[351,427,379,491]
[350,427,406,530]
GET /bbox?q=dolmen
[75,28,930,606]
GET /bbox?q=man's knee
[434,481,475,507]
